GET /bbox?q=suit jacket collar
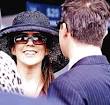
[70,55,109,69]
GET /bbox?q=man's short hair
[61,0,110,46]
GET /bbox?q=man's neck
[68,45,102,70]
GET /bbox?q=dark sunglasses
[14,33,47,45]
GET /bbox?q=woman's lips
[23,50,38,56]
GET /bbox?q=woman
[0,11,68,97]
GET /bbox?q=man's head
[59,0,110,48]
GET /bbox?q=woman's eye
[33,37,39,41]
[16,37,22,41]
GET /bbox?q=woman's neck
[16,63,44,97]
[17,62,42,80]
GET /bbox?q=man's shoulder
[52,64,110,88]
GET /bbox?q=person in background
[0,11,68,97]
[102,27,110,62]
[48,0,110,105]
[0,50,23,95]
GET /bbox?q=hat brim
[0,24,58,36]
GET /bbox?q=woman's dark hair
[41,55,54,94]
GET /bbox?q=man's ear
[62,23,67,32]
[62,23,71,37]
[60,23,68,37]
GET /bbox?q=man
[48,0,110,105]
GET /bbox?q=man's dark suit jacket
[48,55,110,105]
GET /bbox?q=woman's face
[11,31,48,66]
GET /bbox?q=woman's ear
[11,47,16,55]
[45,48,48,56]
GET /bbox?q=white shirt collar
[68,47,102,70]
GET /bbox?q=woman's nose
[26,38,34,45]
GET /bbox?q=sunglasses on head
[14,33,47,45]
